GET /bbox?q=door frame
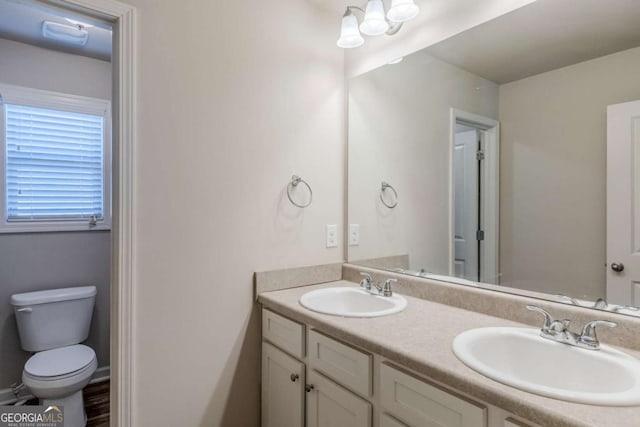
[53,0,137,426]
[449,108,500,284]
[606,100,640,305]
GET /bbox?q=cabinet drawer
[380,363,486,427]
[262,309,305,358]
[307,329,372,396]
[381,413,409,427]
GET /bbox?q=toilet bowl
[11,286,98,427]
[23,345,97,427]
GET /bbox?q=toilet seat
[24,345,96,380]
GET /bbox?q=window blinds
[5,103,104,221]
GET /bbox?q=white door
[307,370,371,427]
[454,130,480,281]
[262,342,305,427]
[607,100,640,305]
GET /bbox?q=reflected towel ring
[380,181,398,208]
[287,175,313,208]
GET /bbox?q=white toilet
[11,286,98,427]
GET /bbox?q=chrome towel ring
[287,175,313,208]
[380,181,398,208]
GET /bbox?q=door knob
[290,374,299,382]
[611,263,625,273]
[305,384,315,393]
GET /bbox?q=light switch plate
[349,224,360,246]
[326,224,338,248]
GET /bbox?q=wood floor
[21,380,109,426]
[84,380,110,427]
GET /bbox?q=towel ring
[380,181,398,208]
[287,175,313,208]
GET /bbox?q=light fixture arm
[344,6,365,15]
[344,4,404,36]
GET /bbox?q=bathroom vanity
[257,279,640,427]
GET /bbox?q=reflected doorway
[450,109,500,284]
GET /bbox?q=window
[0,84,111,232]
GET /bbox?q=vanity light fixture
[360,0,390,35]
[337,0,419,48]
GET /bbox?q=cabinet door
[262,342,305,427]
[307,370,371,427]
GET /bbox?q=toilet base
[42,390,86,427]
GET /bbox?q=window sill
[0,222,111,234]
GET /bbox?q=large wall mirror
[347,0,640,316]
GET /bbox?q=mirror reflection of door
[607,100,640,306]
[453,128,480,281]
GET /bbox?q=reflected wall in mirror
[347,0,640,315]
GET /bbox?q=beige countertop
[258,280,640,427]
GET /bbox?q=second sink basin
[453,327,640,406]
[299,287,407,317]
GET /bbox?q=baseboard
[0,365,110,405]
[90,366,110,384]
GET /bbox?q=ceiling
[0,0,112,61]
[425,0,640,84]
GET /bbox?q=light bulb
[337,10,364,48]
[387,0,420,23]
[359,0,390,36]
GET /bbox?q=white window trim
[0,83,111,233]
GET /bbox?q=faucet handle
[382,278,397,296]
[579,320,617,349]
[526,305,554,332]
[360,272,373,289]
[550,319,571,332]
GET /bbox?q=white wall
[348,51,498,273]
[499,46,640,299]
[0,38,111,389]
[345,0,537,77]
[128,0,344,425]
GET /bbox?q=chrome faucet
[359,273,397,297]
[526,305,617,350]
[556,294,640,314]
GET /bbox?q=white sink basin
[299,287,407,317]
[453,327,640,406]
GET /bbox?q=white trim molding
[449,108,500,285]
[52,1,137,426]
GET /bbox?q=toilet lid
[25,345,95,378]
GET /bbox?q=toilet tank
[11,286,97,352]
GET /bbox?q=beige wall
[348,51,498,273]
[0,39,111,388]
[345,0,537,77]
[499,46,640,300]
[128,0,344,425]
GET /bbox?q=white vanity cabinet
[262,309,372,427]
[261,308,536,427]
